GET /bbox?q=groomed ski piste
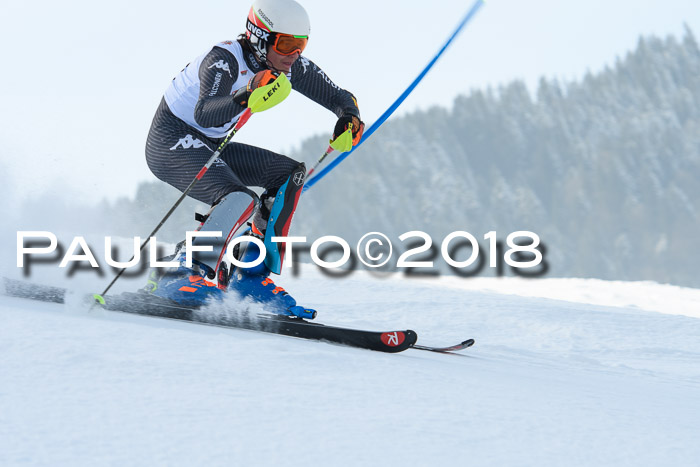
[1,264,700,466]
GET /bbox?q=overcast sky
[1,0,698,202]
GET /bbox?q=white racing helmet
[245,0,310,63]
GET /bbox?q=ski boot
[143,190,259,307]
[143,245,224,307]
[228,228,316,319]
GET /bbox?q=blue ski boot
[143,246,224,307]
[228,229,316,319]
[143,191,258,307]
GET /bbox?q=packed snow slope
[1,268,699,467]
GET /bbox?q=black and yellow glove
[333,113,365,147]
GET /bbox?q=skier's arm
[193,47,248,128]
[290,57,361,119]
[291,57,364,146]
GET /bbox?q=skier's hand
[333,114,365,147]
[249,70,280,91]
[233,70,280,107]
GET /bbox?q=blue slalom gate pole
[304,0,486,192]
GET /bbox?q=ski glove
[333,114,365,147]
[233,70,280,107]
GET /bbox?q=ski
[412,339,475,353]
[2,278,416,353]
[2,278,473,354]
[103,291,418,353]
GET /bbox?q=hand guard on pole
[233,70,281,107]
[308,121,357,177]
[333,114,365,147]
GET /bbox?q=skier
[143,0,364,317]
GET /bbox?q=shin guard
[192,190,258,286]
[264,162,306,274]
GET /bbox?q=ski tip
[410,337,476,353]
[93,294,106,305]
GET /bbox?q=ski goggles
[270,33,308,56]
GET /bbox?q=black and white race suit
[145,38,361,206]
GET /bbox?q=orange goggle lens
[272,34,308,55]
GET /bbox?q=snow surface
[1,267,700,466]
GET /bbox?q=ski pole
[307,123,354,177]
[96,74,292,299]
[306,145,334,178]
